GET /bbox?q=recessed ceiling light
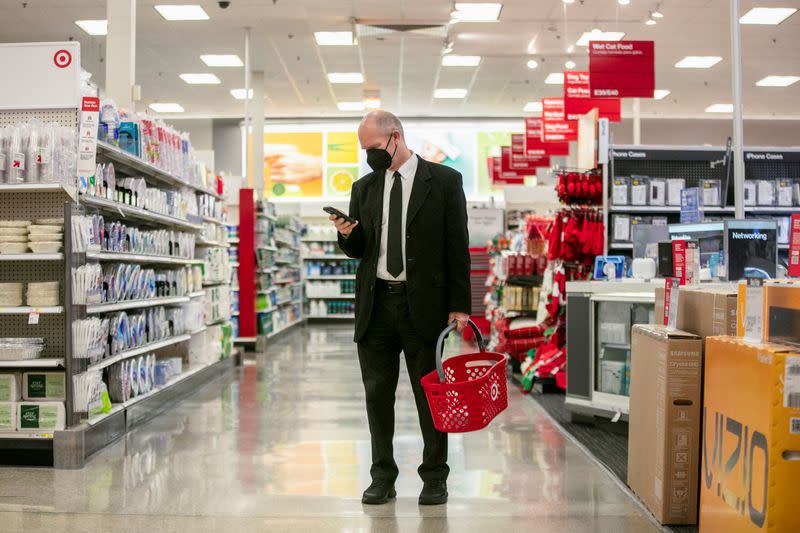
[566,45,575,53]
[230,88,254,100]
[705,103,733,113]
[154,5,209,21]
[652,10,664,18]
[441,55,481,67]
[755,75,800,87]
[364,96,382,109]
[451,3,502,21]
[527,59,539,69]
[75,20,107,36]
[675,56,722,68]
[327,72,364,84]
[618,0,630,5]
[524,101,543,112]
[565,60,576,69]
[545,72,564,85]
[200,54,243,67]
[337,101,366,111]
[576,29,625,47]
[645,18,657,25]
[179,73,221,84]
[149,103,185,113]
[739,7,796,25]
[653,89,671,99]
[434,88,468,99]
[562,0,575,3]
[314,31,355,46]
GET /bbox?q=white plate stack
[27,218,63,254]
[0,283,23,307]
[27,281,59,307]
[0,221,30,254]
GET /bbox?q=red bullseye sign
[53,49,72,68]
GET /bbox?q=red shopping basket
[421,320,508,433]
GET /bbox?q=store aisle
[0,324,662,533]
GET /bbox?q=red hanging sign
[490,156,524,185]
[789,214,800,277]
[588,40,655,98]
[511,133,550,169]
[525,117,569,156]
[563,71,621,121]
[541,97,578,142]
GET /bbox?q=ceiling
[1,0,798,119]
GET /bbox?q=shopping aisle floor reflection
[0,324,662,533]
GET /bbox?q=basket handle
[435,319,486,383]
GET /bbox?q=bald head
[358,110,412,172]
[360,110,404,140]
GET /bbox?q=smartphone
[323,206,357,224]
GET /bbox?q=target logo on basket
[490,382,500,401]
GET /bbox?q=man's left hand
[448,312,470,332]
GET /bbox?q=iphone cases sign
[588,41,655,98]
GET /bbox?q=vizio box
[700,337,800,533]
[737,280,800,346]
[628,325,703,525]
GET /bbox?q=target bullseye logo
[490,382,499,401]
[53,49,72,69]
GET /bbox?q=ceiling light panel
[337,101,366,111]
[434,88,468,99]
[75,20,107,35]
[653,89,671,100]
[675,56,722,68]
[179,73,220,84]
[441,55,481,67]
[200,54,243,67]
[739,7,796,25]
[149,103,184,113]
[230,89,254,100]
[451,3,502,21]
[576,30,625,47]
[755,75,800,87]
[545,72,564,84]
[705,103,733,113]
[327,72,364,84]
[154,5,209,20]
[524,101,543,112]
[315,31,355,46]
[527,59,538,69]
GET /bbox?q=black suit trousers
[357,286,449,484]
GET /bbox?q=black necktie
[387,171,404,278]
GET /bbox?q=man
[330,111,471,506]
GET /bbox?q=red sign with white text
[789,214,800,277]
[563,71,621,121]
[511,134,550,169]
[490,156,525,185]
[589,40,655,98]
[525,117,569,156]
[501,146,538,175]
[541,97,578,142]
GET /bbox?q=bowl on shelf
[0,220,31,228]
[0,242,29,254]
[28,242,62,253]
[0,227,28,237]
[0,235,28,243]
[27,225,63,234]
[28,233,62,242]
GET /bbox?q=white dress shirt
[376,153,418,281]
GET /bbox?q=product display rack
[301,224,358,320]
[271,214,304,333]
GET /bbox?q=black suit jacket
[339,155,471,342]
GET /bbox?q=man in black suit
[330,111,471,506]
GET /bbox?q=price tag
[744,278,764,344]
[28,309,40,325]
[664,278,680,330]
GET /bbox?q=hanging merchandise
[546,208,605,265]
[555,169,603,205]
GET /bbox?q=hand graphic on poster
[265,145,323,184]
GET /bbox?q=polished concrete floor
[0,324,664,533]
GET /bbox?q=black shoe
[361,480,397,505]
[419,481,448,505]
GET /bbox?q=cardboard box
[736,281,800,345]
[655,286,738,338]
[628,325,703,525]
[699,337,800,533]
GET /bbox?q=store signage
[77,96,100,187]
[525,117,569,156]
[511,134,550,169]
[541,97,578,142]
[563,71,621,121]
[501,146,539,176]
[672,240,687,285]
[680,187,704,224]
[745,151,800,163]
[588,40,655,98]
[0,42,81,110]
[490,156,524,185]
[789,214,800,277]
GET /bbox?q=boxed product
[628,325,703,525]
[22,371,65,401]
[630,176,649,206]
[612,176,630,205]
[736,281,800,346]
[652,216,669,226]
[0,373,21,402]
[701,179,722,207]
[612,214,631,242]
[649,178,666,206]
[17,401,66,431]
[757,180,776,206]
[777,217,790,244]
[776,179,793,206]
[699,337,800,533]
[599,359,626,395]
[743,181,757,206]
[654,286,738,338]
[0,402,16,431]
[667,178,686,206]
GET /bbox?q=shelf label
[744,278,764,344]
[28,309,40,325]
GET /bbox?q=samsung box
[628,325,703,525]
[699,337,800,533]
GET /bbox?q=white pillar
[105,0,136,109]
[730,0,745,219]
[632,98,641,145]
[243,28,251,187]
[251,70,265,197]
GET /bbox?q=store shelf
[87,404,125,427]
[305,275,356,280]
[608,242,633,249]
[301,237,338,242]
[257,288,277,294]
[258,267,276,273]
[234,336,257,343]
[0,182,77,201]
[273,278,300,284]
[746,206,799,213]
[257,308,276,314]
[188,290,206,298]
[228,238,239,244]
[0,306,63,314]
[202,216,227,226]
[0,432,54,441]
[121,359,222,409]
[96,142,223,199]
[189,326,208,335]
[275,258,297,265]
[0,253,63,261]
[81,195,203,231]
[608,205,735,214]
[276,298,292,306]
[85,251,199,265]
[303,255,350,260]
[196,238,229,247]
[0,358,64,368]
[779,244,790,250]
[205,316,231,326]
[230,261,239,267]
[262,245,278,252]
[88,334,192,372]
[202,280,228,287]
[308,314,355,319]
[85,296,189,314]
[258,214,278,222]
[266,318,304,338]
[306,294,356,299]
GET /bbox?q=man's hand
[448,312,470,333]
[330,214,359,237]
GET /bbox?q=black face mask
[366,135,398,173]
